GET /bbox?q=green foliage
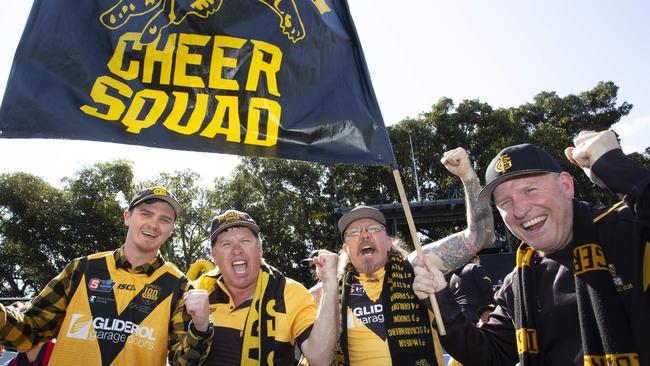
[144,170,215,271]
[61,160,134,257]
[0,173,67,295]
[0,160,132,296]
[391,81,631,220]
[627,148,650,169]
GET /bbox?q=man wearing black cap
[0,186,214,365]
[413,130,650,365]
[194,209,339,366]
[330,147,496,366]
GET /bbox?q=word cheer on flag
[0,0,396,166]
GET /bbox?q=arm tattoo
[462,175,495,246]
[416,175,495,273]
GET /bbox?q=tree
[626,147,650,169]
[145,170,215,272]
[61,160,134,258]
[0,173,68,296]
[508,81,632,204]
[0,161,135,297]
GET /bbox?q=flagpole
[392,168,446,335]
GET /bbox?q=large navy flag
[0,0,395,166]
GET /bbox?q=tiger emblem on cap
[495,154,512,173]
[219,210,247,223]
[152,187,169,195]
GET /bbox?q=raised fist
[441,147,476,181]
[313,250,339,285]
[564,130,620,186]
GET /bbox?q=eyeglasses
[344,224,385,240]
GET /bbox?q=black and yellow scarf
[240,261,285,366]
[336,254,441,366]
[513,200,640,365]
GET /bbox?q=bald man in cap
[414,130,650,365]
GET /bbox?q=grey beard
[359,258,383,276]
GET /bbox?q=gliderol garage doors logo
[66,314,157,350]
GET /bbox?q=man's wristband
[190,320,213,338]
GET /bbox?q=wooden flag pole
[392,169,446,335]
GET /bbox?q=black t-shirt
[447,263,494,323]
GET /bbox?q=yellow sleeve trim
[643,241,650,291]
[593,200,625,223]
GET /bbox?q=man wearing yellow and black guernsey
[329,147,496,366]
[414,130,650,365]
[194,209,339,365]
[0,187,214,365]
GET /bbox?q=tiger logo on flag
[100,0,311,44]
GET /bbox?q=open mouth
[522,216,547,231]
[142,230,158,238]
[232,260,247,273]
[360,245,375,256]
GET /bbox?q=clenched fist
[313,250,339,287]
[564,130,620,187]
[441,147,477,181]
[412,255,447,300]
[183,289,210,332]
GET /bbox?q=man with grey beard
[325,147,496,366]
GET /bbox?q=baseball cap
[301,249,320,265]
[478,143,562,203]
[128,187,181,218]
[337,205,386,234]
[209,209,260,242]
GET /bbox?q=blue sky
[1,0,648,187]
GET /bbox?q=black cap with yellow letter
[478,143,562,203]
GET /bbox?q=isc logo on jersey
[65,314,157,350]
